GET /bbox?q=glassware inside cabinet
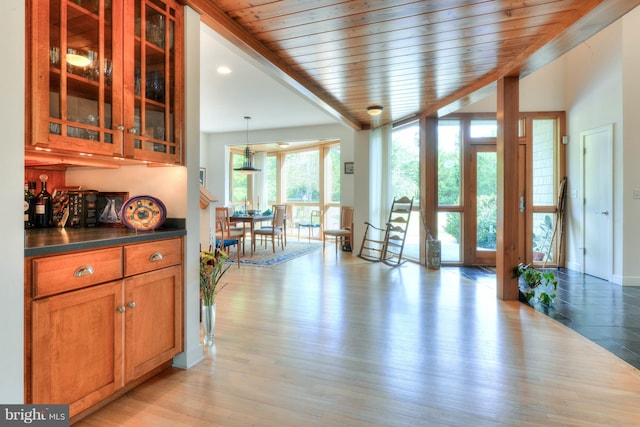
[47,0,117,149]
[124,0,181,163]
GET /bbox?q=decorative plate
[120,195,166,231]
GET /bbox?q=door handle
[596,210,609,215]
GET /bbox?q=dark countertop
[25,218,186,257]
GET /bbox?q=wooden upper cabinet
[29,0,184,165]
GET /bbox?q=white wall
[563,19,624,281]
[353,130,373,253]
[174,5,205,368]
[457,57,567,113]
[621,6,640,285]
[66,165,187,216]
[0,0,25,402]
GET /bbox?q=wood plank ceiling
[188,0,640,130]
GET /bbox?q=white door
[581,125,613,280]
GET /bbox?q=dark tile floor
[458,267,640,370]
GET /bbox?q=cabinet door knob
[116,306,126,313]
[127,301,136,309]
[128,128,138,134]
[115,125,125,131]
[150,252,164,262]
[74,265,94,277]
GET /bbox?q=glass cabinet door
[124,0,182,164]
[45,0,122,156]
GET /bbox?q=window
[437,120,461,206]
[327,145,341,203]
[230,151,248,204]
[470,119,497,138]
[391,123,420,201]
[283,150,319,203]
[266,154,277,205]
[230,142,340,236]
[391,121,420,260]
[530,117,560,263]
[437,119,462,262]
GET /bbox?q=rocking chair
[358,196,414,266]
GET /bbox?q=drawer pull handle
[127,301,136,309]
[150,252,164,262]
[116,306,126,313]
[74,265,95,277]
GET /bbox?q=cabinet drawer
[124,238,182,277]
[33,247,123,298]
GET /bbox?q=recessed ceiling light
[367,105,384,116]
[217,66,232,75]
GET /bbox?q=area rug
[228,241,323,267]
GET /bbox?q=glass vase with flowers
[200,248,231,345]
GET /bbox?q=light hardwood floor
[76,248,640,426]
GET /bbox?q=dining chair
[215,207,245,256]
[322,206,354,255]
[253,204,286,253]
[265,204,288,246]
[298,210,322,241]
[213,219,240,267]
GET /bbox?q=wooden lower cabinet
[125,266,182,382]
[28,237,183,419]
[31,281,124,416]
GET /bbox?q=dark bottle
[35,174,52,228]
[24,182,33,228]
[28,181,37,227]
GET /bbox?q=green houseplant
[513,263,558,306]
[200,248,231,345]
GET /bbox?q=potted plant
[513,263,558,306]
[200,247,231,345]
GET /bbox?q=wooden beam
[496,77,520,301]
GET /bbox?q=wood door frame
[433,112,565,267]
[522,112,566,267]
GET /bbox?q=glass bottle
[24,182,34,229]
[35,174,52,228]
[29,182,37,227]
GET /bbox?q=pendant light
[233,116,261,174]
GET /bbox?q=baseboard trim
[612,274,640,286]
[566,261,582,272]
[172,344,205,369]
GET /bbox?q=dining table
[229,213,282,254]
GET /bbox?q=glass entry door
[466,145,497,265]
